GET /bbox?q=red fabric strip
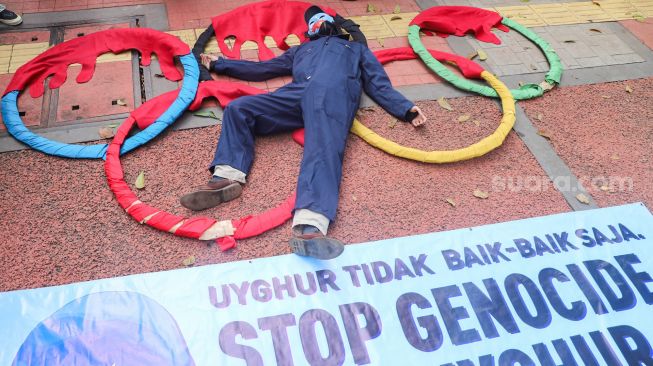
[374,47,484,79]
[409,6,509,45]
[146,212,186,232]
[175,217,219,239]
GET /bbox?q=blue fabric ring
[1,53,199,159]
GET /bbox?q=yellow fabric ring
[350,71,516,163]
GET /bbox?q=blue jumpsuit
[209,35,414,221]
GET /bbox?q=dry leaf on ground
[98,127,115,139]
[576,193,590,205]
[625,85,633,93]
[473,120,480,127]
[537,129,552,140]
[446,198,456,207]
[589,28,602,33]
[367,3,376,13]
[116,98,127,106]
[467,51,478,60]
[473,189,489,199]
[437,97,453,111]
[536,113,543,121]
[477,49,488,61]
[388,119,397,129]
[457,114,471,123]
[390,16,402,21]
[393,5,401,14]
[135,171,146,189]
[183,255,196,267]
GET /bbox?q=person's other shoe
[0,9,22,26]
[180,176,242,211]
[289,226,345,260]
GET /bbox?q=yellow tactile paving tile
[564,2,615,22]
[631,0,653,16]
[96,52,132,64]
[349,15,395,39]
[9,42,49,73]
[382,12,418,36]
[496,5,547,26]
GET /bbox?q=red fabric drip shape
[409,6,509,45]
[212,0,336,61]
[5,28,190,98]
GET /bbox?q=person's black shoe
[0,9,22,26]
[289,225,345,260]
[180,176,242,211]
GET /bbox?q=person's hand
[409,106,427,127]
[200,53,219,70]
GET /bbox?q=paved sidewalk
[0,0,651,292]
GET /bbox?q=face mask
[307,12,335,36]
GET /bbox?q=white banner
[1,203,652,366]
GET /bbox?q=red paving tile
[620,18,653,51]
[0,94,571,291]
[0,30,50,45]
[521,78,653,209]
[0,74,44,130]
[62,22,131,41]
[54,61,135,124]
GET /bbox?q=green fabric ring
[408,18,562,100]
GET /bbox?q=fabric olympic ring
[1,28,199,159]
[408,6,562,100]
[105,81,297,251]
[353,47,515,163]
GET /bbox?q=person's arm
[360,47,425,126]
[209,47,296,82]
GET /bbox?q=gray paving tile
[462,23,645,76]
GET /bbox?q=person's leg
[181,85,304,211]
[0,5,23,26]
[289,85,358,259]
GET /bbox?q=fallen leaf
[477,49,488,61]
[98,127,115,139]
[107,123,119,128]
[611,154,620,160]
[467,51,478,60]
[457,114,471,123]
[473,120,480,127]
[601,95,611,99]
[367,3,376,13]
[154,73,165,78]
[135,171,146,189]
[600,185,609,191]
[576,193,590,205]
[563,40,576,43]
[633,14,645,22]
[388,119,397,129]
[445,198,456,207]
[592,0,601,6]
[193,110,219,119]
[473,189,489,199]
[537,129,552,140]
[182,255,196,267]
[437,97,453,111]
[536,113,543,121]
[625,85,633,93]
[529,64,538,70]
[393,5,401,14]
[116,98,127,106]
[589,28,602,33]
[519,81,525,87]
[352,195,357,201]
[390,15,402,21]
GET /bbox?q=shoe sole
[179,183,242,211]
[1,17,22,26]
[289,236,345,260]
